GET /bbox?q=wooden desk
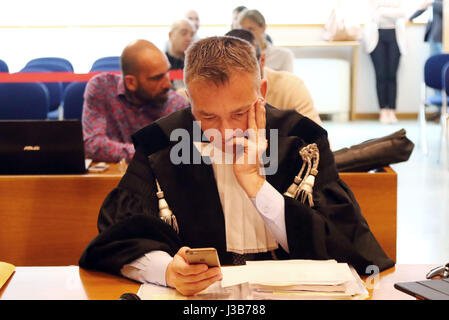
[279,40,360,121]
[340,167,397,261]
[0,165,396,266]
[0,164,124,266]
[0,265,437,300]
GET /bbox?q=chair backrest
[25,62,73,92]
[424,53,449,90]
[25,62,72,73]
[19,66,63,111]
[90,56,120,71]
[0,59,8,73]
[26,57,74,72]
[90,64,121,72]
[63,82,87,120]
[92,56,120,65]
[0,82,49,119]
[442,61,449,96]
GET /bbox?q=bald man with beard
[82,40,189,163]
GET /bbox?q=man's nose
[162,72,171,88]
[219,121,236,142]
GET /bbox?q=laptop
[0,120,87,174]
[394,278,449,300]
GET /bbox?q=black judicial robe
[79,105,395,276]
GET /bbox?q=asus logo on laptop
[23,145,40,151]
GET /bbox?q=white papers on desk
[137,260,368,300]
[221,259,368,299]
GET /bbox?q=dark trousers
[370,29,401,110]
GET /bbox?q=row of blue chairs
[0,56,118,120]
[420,53,449,161]
[0,56,120,74]
[0,81,87,120]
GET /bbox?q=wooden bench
[340,167,397,261]
[0,165,396,266]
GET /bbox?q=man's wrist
[165,260,174,288]
[241,174,265,198]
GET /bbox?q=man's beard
[134,86,170,108]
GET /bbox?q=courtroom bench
[0,165,396,266]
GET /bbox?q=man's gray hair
[184,36,260,87]
[169,18,196,34]
[238,9,266,27]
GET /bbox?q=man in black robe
[79,36,394,296]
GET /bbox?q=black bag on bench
[333,128,415,172]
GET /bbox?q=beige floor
[323,119,449,264]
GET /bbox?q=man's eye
[233,113,246,117]
[149,73,166,81]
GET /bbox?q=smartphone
[185,248,221,268]
[88,162,110,173]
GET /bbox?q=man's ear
[260,79,268,100]
[259,52,266,70]
[124,74,137,92]
[183,87,193,103]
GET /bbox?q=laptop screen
[0,120,86,174]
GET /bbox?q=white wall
[0,23,430,115]
[1,0,430,116]
[267,24,429,115]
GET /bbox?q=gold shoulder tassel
[283,143,320,207]
[155,179,179,234]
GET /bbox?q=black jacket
[79,106,394,276]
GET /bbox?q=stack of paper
[221,260,368,300]
[137,259,368,300]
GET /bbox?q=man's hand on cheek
[233,98,267,198]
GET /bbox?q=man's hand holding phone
[165,247,222,296]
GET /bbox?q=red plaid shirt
[82,72,188,162]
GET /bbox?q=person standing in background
[165,19,195,90]
[166,19,195,71]
[409,0,443,57]
[239,9,292,72]
[226,28,322,126]
[231,6,248,30]
[364,0,407,124]
[232,6,273,44]
[185,9,201,41]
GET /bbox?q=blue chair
[419,54,449,155]
[19,66,63,119]
[26,57,74,72]
[25,62,73,92]
[0,59,8,72]
[25,62,72,73]
[90,56,120,71]
[0,82,49,119]
[91,56,119,65]
[439,62,449,164]
[90,64,121,72]
[62,82,87,120]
